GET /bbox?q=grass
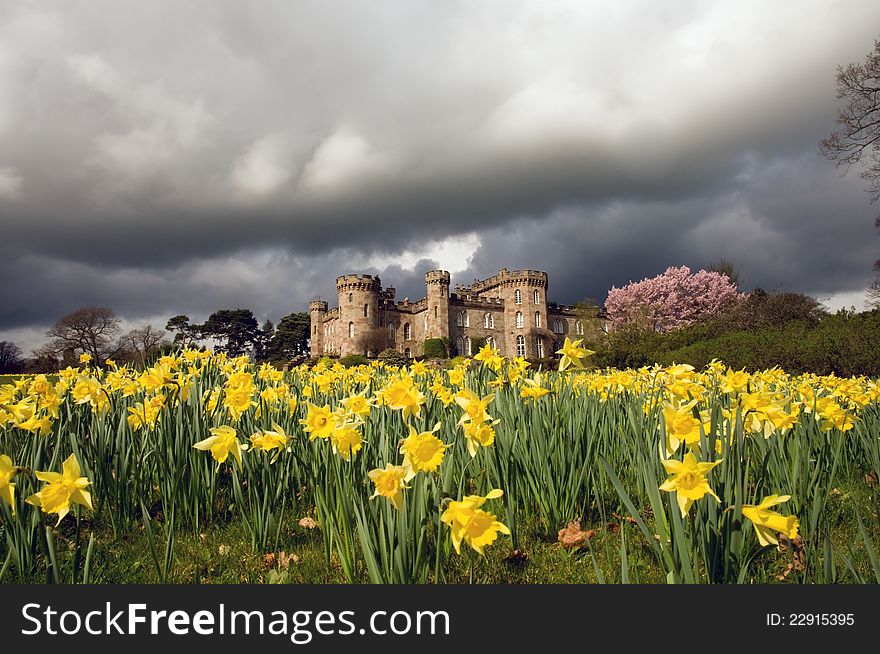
[7,478,876,584]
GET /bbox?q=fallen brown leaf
[558,520,595,548]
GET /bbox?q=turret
[309,300,328,357]
[425,270,451,340]
[335,274,381,356]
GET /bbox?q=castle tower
[309,300,328,358]
[499,269,549,359]
[425,270,451,341]
[335,274,381,356]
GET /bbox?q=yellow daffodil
[26,454,93,525]
[440,489,509,555]
[659,452,722,517]
[300,403,336,440]
[556,337,594,371]
[368,464,409,510]
[400,423,449,480]
[0,454,18,514]
[193,425,243,465]
[331,423,363,461]
[742,494,800,548]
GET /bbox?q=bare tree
[0,340,24,373]
[820,38,880,202]
[46,307,124,364]
[125,324,169,361]
[868,278,880,309]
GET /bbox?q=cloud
[1,0,879,351]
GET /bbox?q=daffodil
[368,464,409,510]
[193,425,243,465]
[742,494,800,548]
[400,423,449,480]
[381,377,425,421]
[440,489,509,555]
[453,389,495,425]
[26,454,93,525]
[659,452,722,517]
[300,403,335,440]
[250,422,290,455]
[0,454,18,514]
[331,423,363,461]
[556,337,594,371]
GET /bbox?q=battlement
[458,267,548,294]
[309,299,328,312]
[336,273,382,292]
[450,293,504,306]
[425,269,451,284]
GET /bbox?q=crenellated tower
[424,270,451,341]
[309,300,328,357]
[335,274,381,356]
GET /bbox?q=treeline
[593,290,880,376]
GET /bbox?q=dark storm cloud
[1,1,880,349]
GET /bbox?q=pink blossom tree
[605,266,743,333]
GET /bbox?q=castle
[309,268,604,359]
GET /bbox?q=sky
[1,0,879,353]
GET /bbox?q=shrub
[423,338,449,359]
[339,354,369,368]
[377,348,408,367]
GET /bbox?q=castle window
[516,335,526,357]
[515,311,523,328]
[388,323,395,342]
[457,336,465,356]
[349,322,354,339]
[404,347,412,359]
[404,323,411,340]
[514,289,522,305]
[363,304,368,318]
[534,289,540,304]
[466,337,473,356]
[424,313,428,331]
[553,319,563,334]
[576,320,584,336]
[456,311,465,327]
[486,336,495,349]
[434,306,438,319]
[314,325,317,335]
[536,337,544,358]
[535,312,542,328]
[348,293,353,303]
[484,313,494,329]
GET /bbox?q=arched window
[552,319,563,334]
[534,289,540,304]
[516,335,526,357]
[363,304,368,318]
[403,323,411,340]
[388,323,395,342]
[484,313,494,328]
[535,312,542,328]
[424,313,428,330]
[348,322,354,338]
[576,320,584,336]
[457,311,465,327]
[536,338,544,358]
[514,289,522,305]
[457,336,465,355]
[515,311,523,328]
[486,336,495,349]
[466,337,473,356]
[434,306,438,319]
[314,325,317,334]
[404,348,412,359]
[348,293,353,303]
